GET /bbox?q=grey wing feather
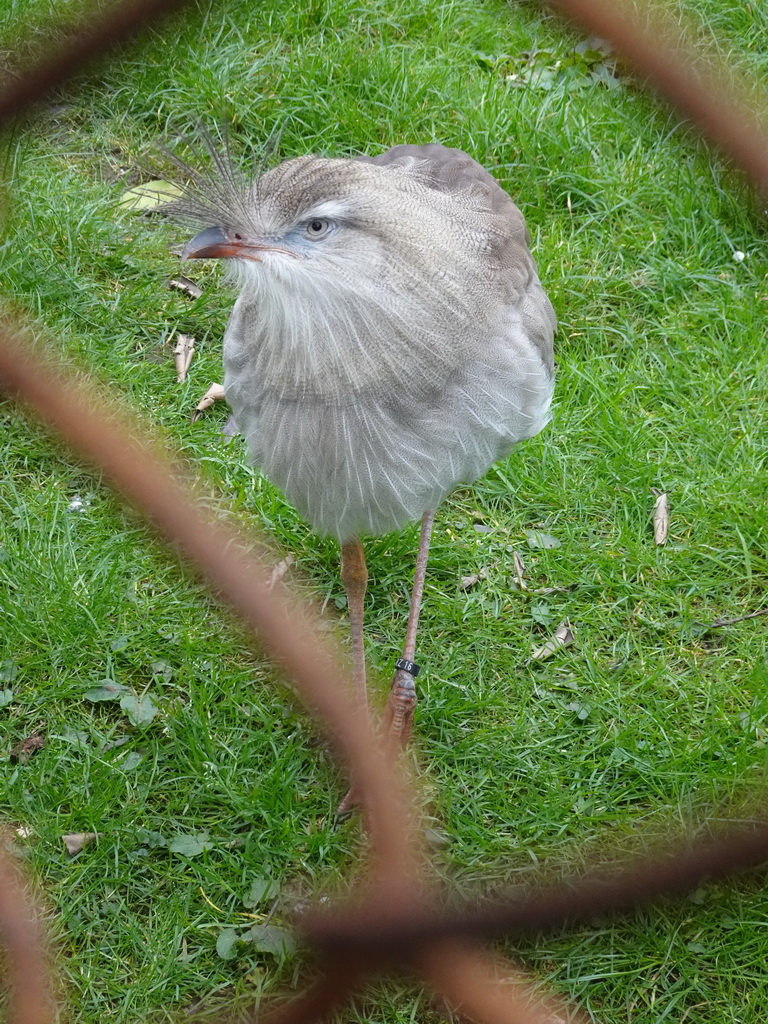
[356,143,528,239]
[358,144,556,362]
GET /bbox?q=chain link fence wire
[1,1,767,1022]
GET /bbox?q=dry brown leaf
[512,550,527,590]
[166,275,203,300]
[651,488,669,545]
[173,333,196,382]
[9,732,45,764]
[190,382,226,423]
[530,619,574,662]
[62,832,99,856]
[268,554,296,590]
[459,567,487,591]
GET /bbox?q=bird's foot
[382,666,418,751]
[335,784,360,818]
[335,667,418,817]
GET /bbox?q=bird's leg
[340,537,369,714]
[383,509,436,750]
[336,538,370,816]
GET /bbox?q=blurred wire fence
[1,1,767,1022]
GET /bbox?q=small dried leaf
[530,619,575,662]
[525,530,561,549]
[565,700,590,721]
[459,566,488,591]
[242,923,295,956]
[150,659,173,681]
[216,928,240,960]
[243,876,278,908]
[85,681,130,701]
[135,828,167,849]
[0,660,18,683]
[9,733,45,764]
[268,555,295,590]
[166,275,203,299]
[62,832,98,856]
[169,832,213,857]
[117,750,144,771]
[173,333,196,382]
[651,489,669,545]
[118,179,183,211]
[120,693,159,727]
[190,382,227,423]
[512,550,527,589]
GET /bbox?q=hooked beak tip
[181,226,234,261]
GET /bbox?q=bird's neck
[225,280,476,401]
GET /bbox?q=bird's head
[177,154,415,296]
[174,150,497,312]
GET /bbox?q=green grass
[2,0,768,1020]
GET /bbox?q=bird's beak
[181,226,296,262]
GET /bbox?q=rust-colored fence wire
[2,1,768,1022]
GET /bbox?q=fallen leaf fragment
[242,923,295,956]
[651,488,669,545]
[460,567,487,591]
[166,275,203,299]
[191,382,226,423]
[169,832,213,857]
[530,619,574,662]
[216,928,239,960]
[525,529,561,549]
[118,179,183,212]
[120,693,159,727]
[243,875,279,908]
[62,832,99,856]
[512,550,527,590]
[84,681,130,701]
[173,333,196,382]
[9,732,45,764]
[268,554,295,590]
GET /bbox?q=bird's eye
[304,218,333,239]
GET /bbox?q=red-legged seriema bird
[176,142,556,809]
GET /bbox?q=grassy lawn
[2,0,768,1020]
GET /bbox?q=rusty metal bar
[303,823,768,957]
[550,0,768,191]
[0,0,192,127]
[3,0,768,1022]
[0,848,55,1024]
[0,325,420,904]
[419,943,587,1024]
